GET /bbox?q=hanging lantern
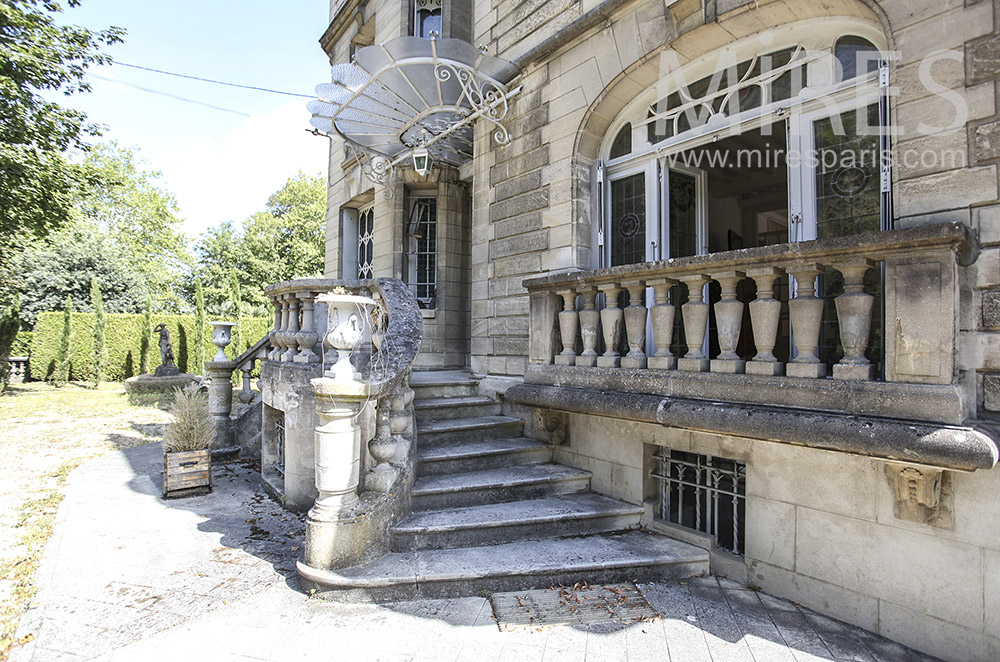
[411,147,432,176]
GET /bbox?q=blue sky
[59,0,332,237]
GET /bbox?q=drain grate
[490,582,661,631]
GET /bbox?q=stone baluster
[621,280,648,369]
[238,366,254,404]
[555,288,579,366]
[268,297,282,360]
[294,292,320,363]
[833,259,876,380]
[746,267,785,376]
[678,275,711,372]
[647,278,678,370]
[273,296,290,360]
[597,283,623,368]
[366,399,398,493]
[786,263,826,378]
[577,286,600,367]
[710,270,746,374]
[280,294,300,362]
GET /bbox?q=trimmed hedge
[31,313,271,382]
[10,331,32,357]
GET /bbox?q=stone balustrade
[524,223,977,395]
[265,279,380,366]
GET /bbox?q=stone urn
[316,291,377,382]
[209,321,237,361]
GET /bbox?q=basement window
[274,414,285,478]
[651,449,746,555]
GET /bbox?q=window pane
[358,206,374,279]
[835,36,879,82]
[416,8,442,38]
[668,171,698,259]
[813,104,881,239]
[610,123,631,159]
[407,198,437,307]
[610,173,646,266]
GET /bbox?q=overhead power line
[87,73,251,116]
[113,61,314,98]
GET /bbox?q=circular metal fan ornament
[307,36,521,192]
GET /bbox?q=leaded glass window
[814,104,881,239]
[609,173,646,266]
[668,171,698,259]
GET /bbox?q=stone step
[416,437,551,476]
[409,371,478,400]
[391,493,644,551]
[298,530,710,602]
[416,415,524,447]
[411,463,591,510]
[413,396,501,422]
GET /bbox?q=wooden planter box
[163,449,212,498]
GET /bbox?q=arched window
[414,0,442,39]
[835,36,880,82]
[609,123,632,159]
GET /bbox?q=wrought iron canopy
[308,36,521,187]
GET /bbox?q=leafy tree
[193,172,325,313]
[139,293,152,374]
[0,1,124,295]
[76,142,191,311]
[192,221,241,314]
[0,295,20,391]
[54,294,72,385]
[91,276,106,385]
[194,278,205,375]
[17,225,146,328]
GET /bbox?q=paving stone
[10,444,945,662]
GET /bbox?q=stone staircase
[298,370,709,601]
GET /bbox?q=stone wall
[552,412,1000,662]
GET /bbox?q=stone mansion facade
[307,0,1000,659]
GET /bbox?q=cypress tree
[54,295,72,386]
[0,295,20,391]
[194,278,206,376]
[91,277,107,386]
[139,293,153,374]
[228,271,243,355]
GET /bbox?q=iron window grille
[651,449,746,555]
[274,415,285,478]
[407,197,437,307]
[357,204,375,279]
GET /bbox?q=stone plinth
[206,360,237,450]
[123,373,197,393]
[304,376,374,571]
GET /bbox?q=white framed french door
[603,160,708,268]
[658,161,708,259]
[603,161,658,267]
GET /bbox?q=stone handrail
[523,222,976,402]
[262,278,424,573]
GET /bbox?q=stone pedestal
[205,360,237,450]
[303,377,373,570]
